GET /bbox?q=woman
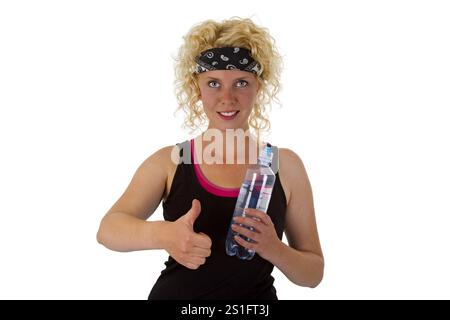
[97,17,324,299]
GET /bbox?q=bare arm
[97,146,212,270]
[96,146,173,252]
[270,148,324,287]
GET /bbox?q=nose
[220,87,237,106]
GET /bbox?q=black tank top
[148,139,287,299]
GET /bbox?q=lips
[217,110,239,120]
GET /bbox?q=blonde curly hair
[174,17,283,138]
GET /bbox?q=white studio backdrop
[0,0,449,299]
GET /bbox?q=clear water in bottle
[225,144,276,260]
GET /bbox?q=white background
[1,0,449,299]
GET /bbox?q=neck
[194,128,263,165]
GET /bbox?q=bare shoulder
[106,145,179,220]
[277,147,322,257]
[278,147,306,169]
[277,147,308,205]
[142,145,179,170]
[134,145,177,184]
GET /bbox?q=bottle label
[256,186,273,213]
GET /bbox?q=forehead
[197,70,256,81]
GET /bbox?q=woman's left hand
[231,208,283,261]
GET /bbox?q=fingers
[189,256,206,267]
[183,199,202,226]
[192,199,201,213]
[233,216,262,231]
[243,208,273,226]
[183,254,207,270]
[231,223,259,242]
[184,258,206,270]
[178,244,210,270]
[185,262,198,270]
[234,234,257,251]
[178,245,209,270]
[177,230,211,270]
[194,232,212,249]
[179,232,211,254]
[189,246,211,258]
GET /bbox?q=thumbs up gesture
[163,199,212,270]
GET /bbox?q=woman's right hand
[162,199,212,270]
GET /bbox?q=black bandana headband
[193,47,262,76]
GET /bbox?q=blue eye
[208,81,220,88]
[236,80,248,87]
[207,80,249,88]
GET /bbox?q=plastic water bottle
[225,143,276,260]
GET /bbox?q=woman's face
[197,70,259,131]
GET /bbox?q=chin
[211,123,248,132]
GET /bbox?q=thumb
[183,199,201,227]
